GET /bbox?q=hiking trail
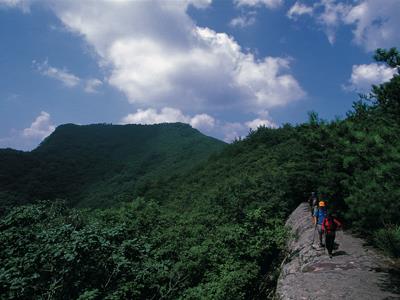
[276,203,400,300]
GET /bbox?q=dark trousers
[325,233,336,255]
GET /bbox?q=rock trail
[276,203,400,300]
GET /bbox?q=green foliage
[374,47,400,68]
[0,201,287,299]
[373,225,400,258]
[0,123,225,209]
[371,48,400,116]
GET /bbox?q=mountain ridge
[0,122,226,208]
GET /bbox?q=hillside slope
[0,123,226,208]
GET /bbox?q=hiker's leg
[331,234,336,254]
[317,225,323,246]
[326,234,333,255]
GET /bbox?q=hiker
[308,192,318,215]
[313,201,327,247]
[322,213,342,258]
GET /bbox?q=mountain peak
[1,122,225,208]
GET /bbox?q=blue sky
[0,0,399,150]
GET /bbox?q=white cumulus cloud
[121,107,216,132]
[221,122,248,142]
[219,117,276,142]
[120,107,277,142]
[0,111,56,150]
[48,0,304,114]
[23,111,55,139]
[121,108,190,125]
[189,114,216,132]
[245,118,277,130]
[345,63,397,92]
[234,55,305,107]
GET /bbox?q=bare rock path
[276,203,400,300]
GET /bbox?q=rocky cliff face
[275,203,400,300]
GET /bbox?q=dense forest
[0,48,399,299]
[0,122,225,209]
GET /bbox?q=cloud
[120,107,216,132]
[218,114,277,142]
[287,0,351,45]
[287,2,314,19]
[245,118,277,130]
[22,111,55,139]
[187,0,213,9]
[344,63,397,92]
[344,0,400,51]
[48,1,304,114]
[286,0,351,44]
[235,55,305,107]
[121,107,190,125]
[84,78,103,93]
[34,60,103,93]
[219,117,276,142]
[234,0,283,9]
[287,0,400,50]
[317,0,351,44]
[0,111,55,150]
[5,93,20,102]
[221,113,277,141]
[229,12,257,28]
[189,114,215,132]
[220,122,248,142]
[34,60,80,88]
[121,107,277,142]
[0,0,30,12]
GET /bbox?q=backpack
[316,208,327,225]
[324,216,337,235]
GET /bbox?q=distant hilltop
[0,122,226,208]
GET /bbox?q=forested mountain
[0,123,226,208]
[0,48,399,299]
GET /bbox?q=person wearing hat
[322,213,342,258]
[313,200,327,247]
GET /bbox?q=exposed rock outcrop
[276,203,400,300]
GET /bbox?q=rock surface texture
[276,203,400,300]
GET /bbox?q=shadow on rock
[378,268,400,295]
[333,250,348,257]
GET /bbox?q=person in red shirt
[322,213,342,258]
